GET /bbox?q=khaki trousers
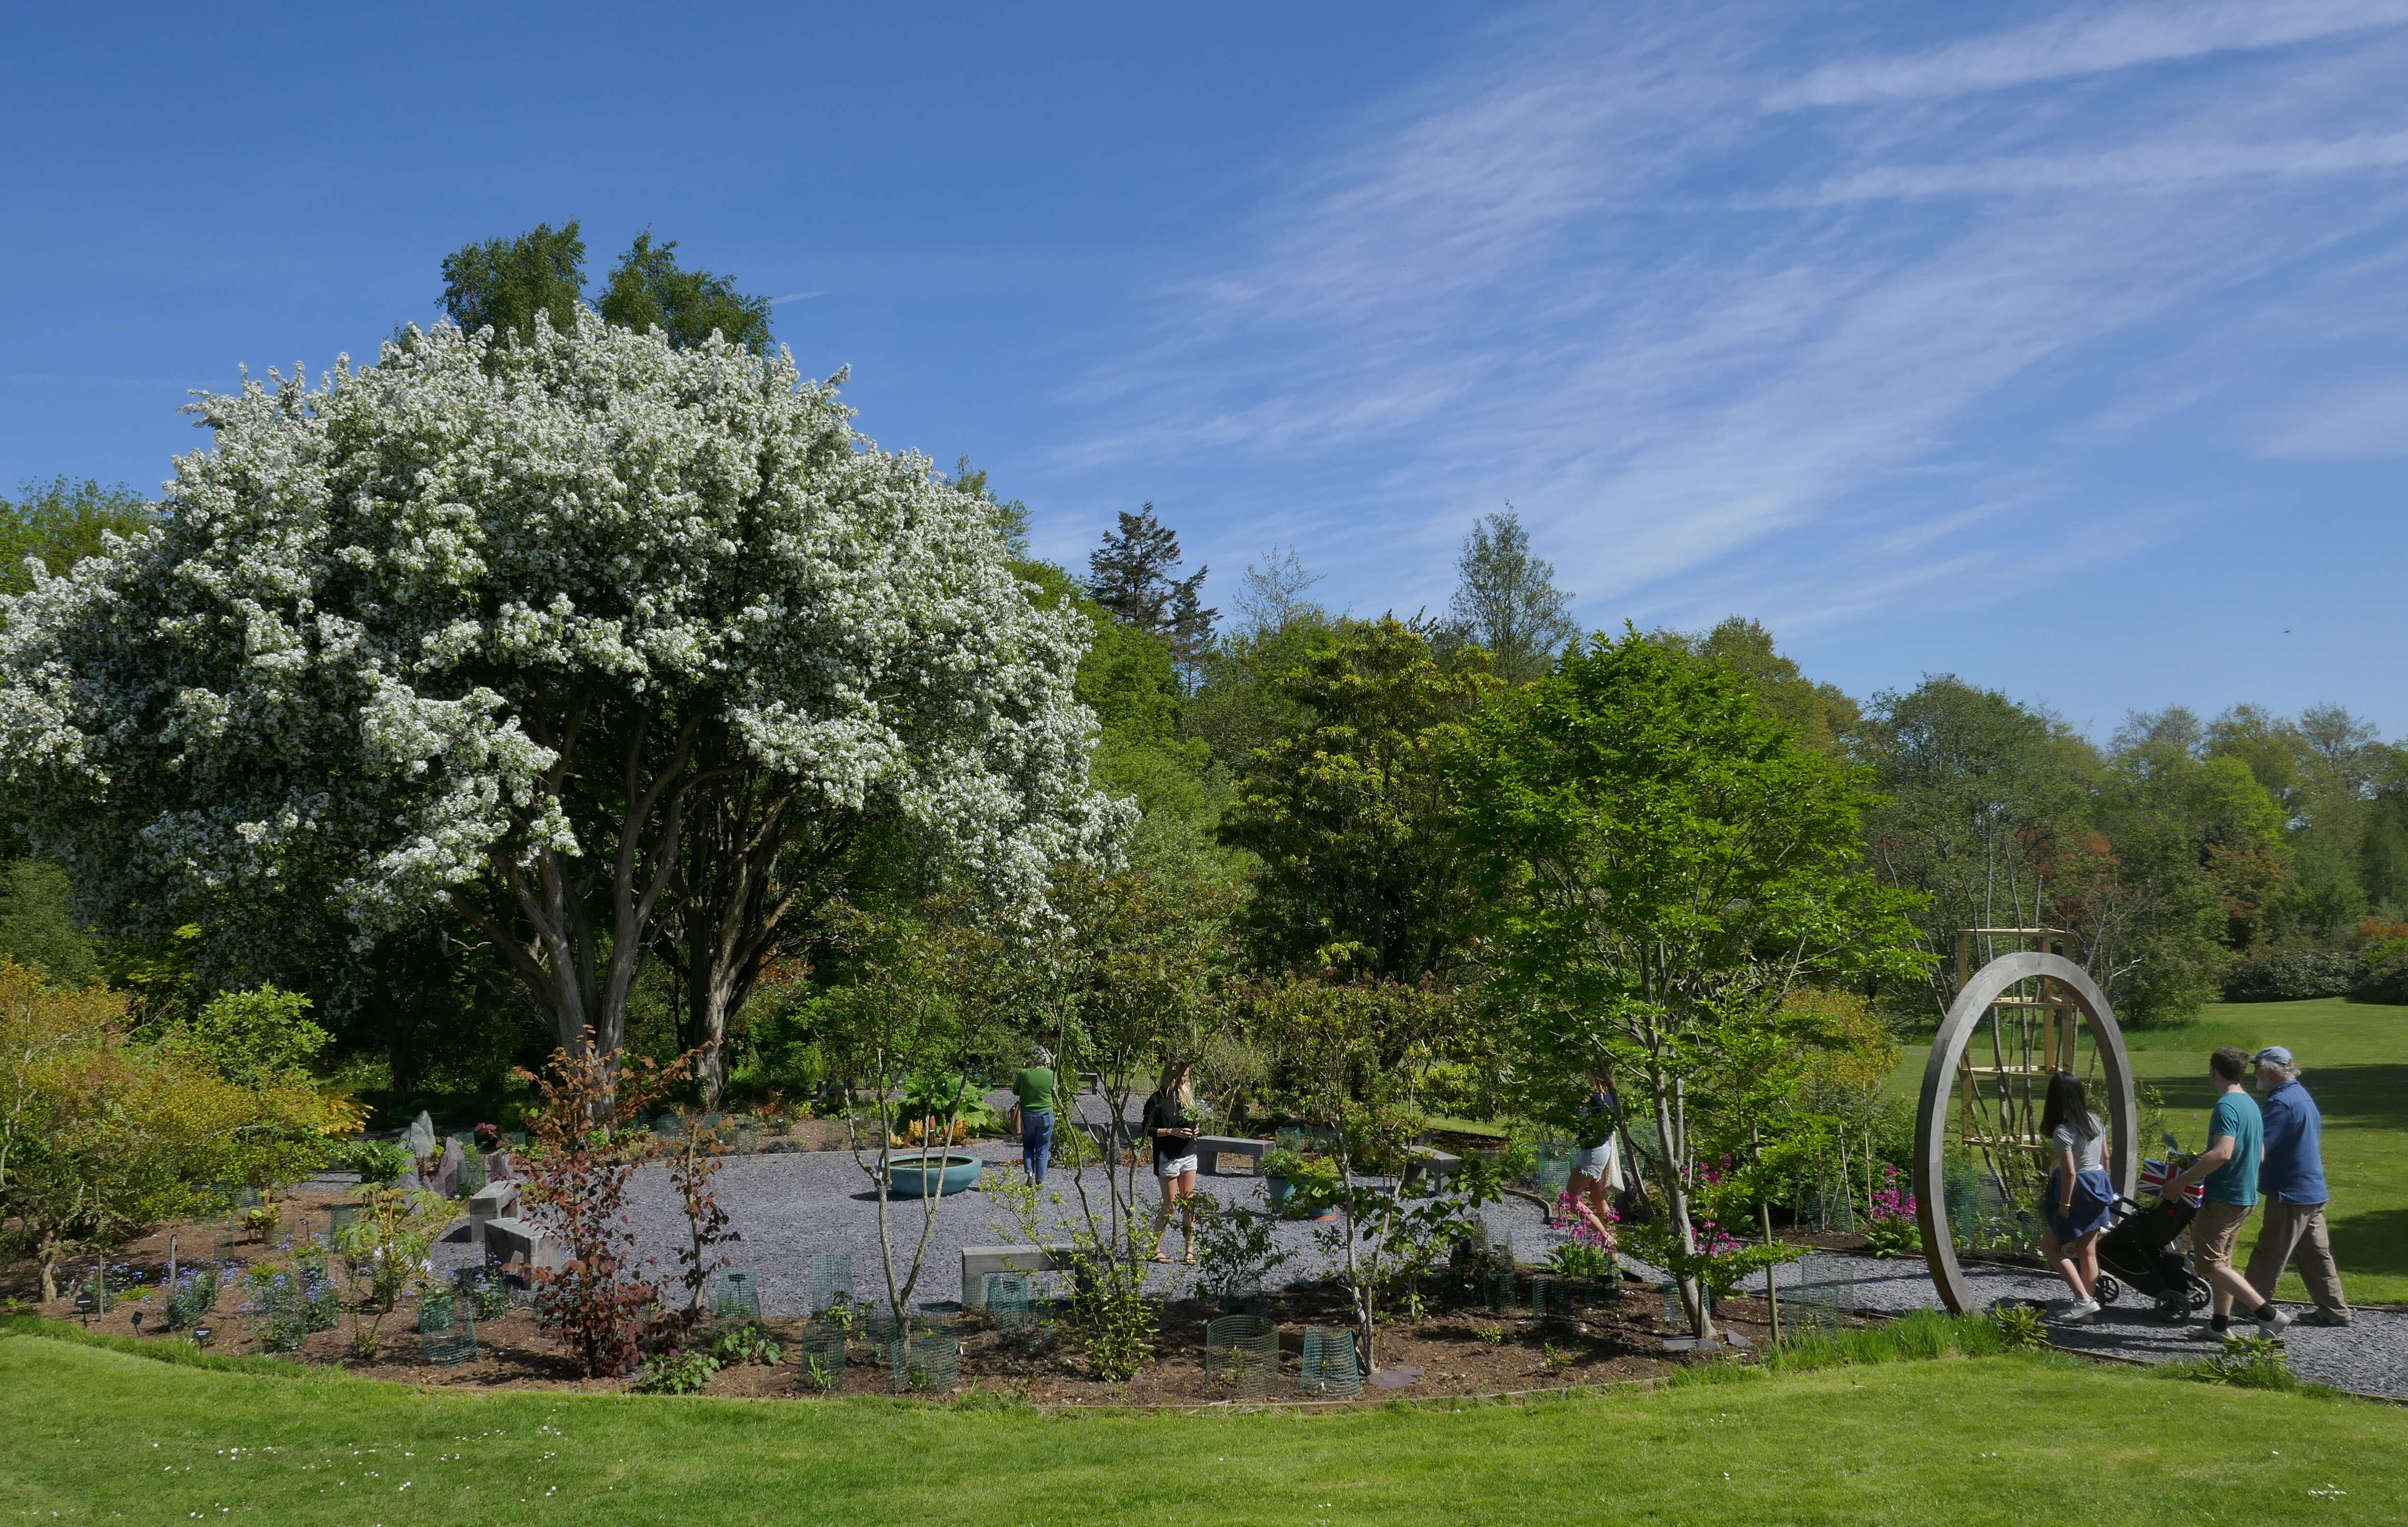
[2243,1198,2349,1314]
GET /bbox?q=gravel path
[1725,1248,2408,1400]
[414,1109,2406,1400]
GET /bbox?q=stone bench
[960,1243,1075,1307]
[481,1215,565,1273]
[1192,1136,1274,1176]
[1402,1145,1463,1194]
[467,1181,521,1249]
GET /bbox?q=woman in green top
[1012,1046,1057,1187]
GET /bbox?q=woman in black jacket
[1144,1057,1202,1264]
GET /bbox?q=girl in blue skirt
[2039,1071,2114,1323]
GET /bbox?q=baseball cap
[2250,1046,2294,1067]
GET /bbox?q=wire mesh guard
[1659,1281,1712,1328]
[797,1320,847,1392]
[1299,1326,1362,1398]
[711,1270,762,1320]
[1783,1269,1857,1336]
[890,1329,960,1393]
[1944,1156,2041,1259]
[1528,1273,1580,1322]
[417,1291,457,1333]
[1481,1270,1521,1314]
[1204,1314,1280,1400]
[1804,1174,1856,1234]
[420,1315,480,1366]
[1533,1138,1573,1198]
[809,1252,854,1315]
[982,1272,1035,1331]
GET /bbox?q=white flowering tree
[0,313,1122,1067]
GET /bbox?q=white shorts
[1571,1136,1623,1192]
[1156,1154,1199,1179]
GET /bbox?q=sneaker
[2298,1308,2353,1328]
[2188,1322,2233,1341]
[2254,1307,2294,1335]
[2060,1299,2101,1325]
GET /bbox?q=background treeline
[0,220,2399,1124]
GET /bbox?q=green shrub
[633,1349,720,1394]
[708,1323,782,1367]
[2224,952,2355,1002]
[2350,953,2408,1006]
[1989,1305,2047,1352]
[330,1139,413,1187]
[2158,1332,2296,1391]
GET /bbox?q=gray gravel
[407,1103,2405,1400]
[1716,1248,2408,1399]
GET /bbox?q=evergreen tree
[1086,504,1214,667]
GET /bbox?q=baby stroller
[2090,1140,2212,1319]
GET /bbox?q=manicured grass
[1892,997,2408,1305]
[3,1326,2401,1524]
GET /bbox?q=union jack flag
[2141,1158,2204,1206]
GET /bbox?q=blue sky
[3,1,2403,737]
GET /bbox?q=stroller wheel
[2155,1295,2188,1320]
[2185,1276,2212,1313]
[2092,1273,2122,1306]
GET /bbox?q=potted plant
[1262,1151,1342,1219]
[1259,1148,1305,1213]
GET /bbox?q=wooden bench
[960,1243,1075,1307]
[1192,1135,1274,1176]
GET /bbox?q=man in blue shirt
[2169,1046,2291,1338]
[2242,1046,2351,1327]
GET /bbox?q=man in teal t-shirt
[2171,1046,2290,1337]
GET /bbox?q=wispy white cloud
[1771,129,2408,204]
[2260,378,2408,459]
[1764,0,2408,110]
[1046,2,2408,641]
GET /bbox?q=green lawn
[1891,997,2408,1305]
[3,1328,2402,1525]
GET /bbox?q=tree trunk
[1648,1070,1717,1341]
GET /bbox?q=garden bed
[4,1187,1793,1403]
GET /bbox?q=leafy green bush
[1549,1241,1615,1279]
[899,1072,1001,1136]
[330,1139,413,1187]
[708,1323,783,1367]
[1990,1305,2047,1352]
[2159,1332,2295,1390]
[2350,953,2408,1006]
[633,1349,720,1394]
[2223,952,2356,1002]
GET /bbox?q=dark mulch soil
[7,1190,1787,1405]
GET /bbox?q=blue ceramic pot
[884,1151,984,1198]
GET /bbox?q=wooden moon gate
[1912,950,2137,1314]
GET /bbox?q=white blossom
[0,312,1125,984]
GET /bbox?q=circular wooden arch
[1911,951,2136,1314]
